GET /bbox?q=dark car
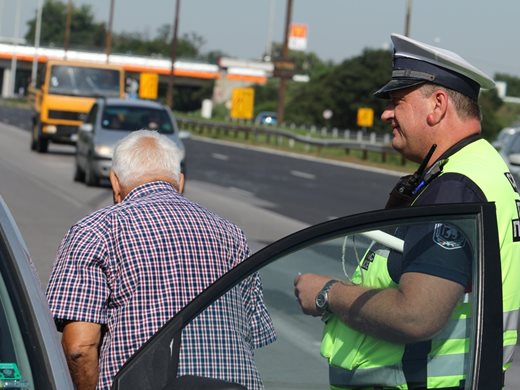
[74,98,188,186]
[0,195,507,389]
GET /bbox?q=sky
[1,0,519,80]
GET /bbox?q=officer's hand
[294,273,333,316]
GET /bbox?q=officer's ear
[426,88,448,126]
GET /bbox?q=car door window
[113,203,503,390]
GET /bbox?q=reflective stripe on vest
[424,139,520,388]
[321,139,520,389]
[321,249,408,388]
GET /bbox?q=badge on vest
[361,250,376,270]
[433,223,466,250]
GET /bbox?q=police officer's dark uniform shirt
[385,135,485,386]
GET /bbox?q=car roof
[99,98,167,109]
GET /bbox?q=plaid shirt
[46,181,276,390]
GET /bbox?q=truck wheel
[74,162,86,182]
[30,121,39,150]
[85,162,99,187]
[33,123,49,153]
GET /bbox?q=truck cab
[29,60,124,153]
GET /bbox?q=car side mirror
[509,153,520,166]
[79,123,93,132]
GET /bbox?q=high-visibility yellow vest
[321,139,520,389]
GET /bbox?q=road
[0,106,519,388]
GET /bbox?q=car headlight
[94,145,113,158]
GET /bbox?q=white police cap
[374,33,495,101]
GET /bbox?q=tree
[25,0,105,50]
[495,73,520,98]
[480,89,506,141]
[112,27,204,59]
[284,48,392,131]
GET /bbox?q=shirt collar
[124,181,178,202]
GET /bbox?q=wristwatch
[315,279,340,314]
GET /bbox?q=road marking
[290,170,316,180]
[211,153,229,161]
[193,135,405,177]
[229,186,254,196]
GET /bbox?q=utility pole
[276,0,293,124]
[166,0,181,108]
[404,0,412,37]
[105,0,115,62]
[9,0,21,96]
[31,0,43,87]
[64,0,72,56]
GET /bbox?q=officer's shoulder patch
[433,223,466,250]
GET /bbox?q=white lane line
[211,153,229,161]
[229,187,254,197]
[290,170,316,180]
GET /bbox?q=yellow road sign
[357,107,374,128]
[231,88,255,120]
[139,73,159,100]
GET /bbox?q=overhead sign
[139,73,159,100]
[288,23,308,51]
[231,88,255,120]
[357,107,374,128]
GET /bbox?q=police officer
[294,33,520,389]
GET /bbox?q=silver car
[74,98,187,186]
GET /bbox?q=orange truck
[29,60,125,153]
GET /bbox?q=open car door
[113,203,503,390]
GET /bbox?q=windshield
[49,65,121,97]
[101,106,175,134]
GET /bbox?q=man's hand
[294,273,335,316]
[62,321,102,390]
[294,272,464,343]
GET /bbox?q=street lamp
[276,0,293,124]
[64,0,72,56]
[166,0,181,108]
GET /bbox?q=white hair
[111,130,182,186]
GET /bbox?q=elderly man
[47,130,276,390]
[295,34,520,389]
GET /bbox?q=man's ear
[178,173,185,194]
[110,170,123,203]
[426,89,448,126]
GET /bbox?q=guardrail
[177,117,406,165]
